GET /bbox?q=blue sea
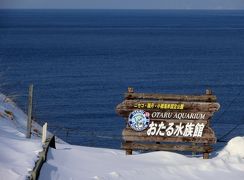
[0,10,244,150]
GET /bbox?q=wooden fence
[29,136,56,180]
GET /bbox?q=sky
[0,0,244,9]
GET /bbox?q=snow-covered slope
[0,94,42,180]
[39,137,244,180]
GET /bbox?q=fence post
[26,84,33,138]
[42,123,47,144]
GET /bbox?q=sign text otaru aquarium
[116,88,220,159]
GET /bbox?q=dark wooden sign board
[116,88,220,159]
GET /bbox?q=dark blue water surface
[1,10,244,149]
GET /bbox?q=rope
[48,125,122,140]
[217,123,243,142]
[213,88,243,142]
[215,88,242,122]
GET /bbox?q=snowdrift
[39,137,244,180]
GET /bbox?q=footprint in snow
[92,176,102,180]
[109,171,121,178]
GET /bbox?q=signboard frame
[116,88,220,159]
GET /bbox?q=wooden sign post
[42,122,48,144]
[116,88,220,159]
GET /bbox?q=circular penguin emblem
[128,110,150,131]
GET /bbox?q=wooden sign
[116,88,220,159]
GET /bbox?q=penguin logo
[128,110,150,131]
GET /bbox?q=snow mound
[39,137,244,180]
[218,136,244,158]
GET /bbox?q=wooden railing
[28,136,56,180]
